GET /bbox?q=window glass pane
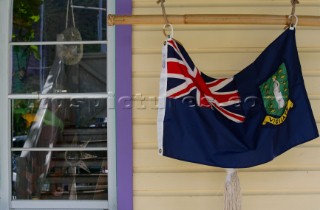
[11,97,108,200]
[12,150,108,200]
[12,98,108,148]
[12,0,107,42]
[12,44,107,94]
[10,0,113,204]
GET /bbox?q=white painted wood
[11,200,108,209]
[8,93,109,99]
[0,0,12,209]
[11,147,108,152]
[107,1,117,210]
[10,40,107,46]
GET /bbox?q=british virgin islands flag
[157,29,319,168]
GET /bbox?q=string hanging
[290,0,299,17]
[289,0,299,29]
[157,0,170,26]
[157,0,174,38]
[66,0,76,29]
[58,0,83,65]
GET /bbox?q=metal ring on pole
[288,14,298,30]
[163,24,174,38]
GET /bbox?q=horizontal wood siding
[132,1,320,210]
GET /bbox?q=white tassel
[224,168,241,210]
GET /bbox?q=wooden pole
[108,14,320,27]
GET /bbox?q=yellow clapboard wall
[131,1,320,210]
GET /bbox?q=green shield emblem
[259,63,289,117]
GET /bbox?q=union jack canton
[165,39,245,123]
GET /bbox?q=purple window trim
[116,0,133,210]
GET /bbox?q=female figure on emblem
[272,76,285,109]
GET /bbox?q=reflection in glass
[11,97,108,200]
[12,44,107,94]
[12,150,108,200]
[12,99,107,147]
[12,0,107,42]
[11,0,109,201]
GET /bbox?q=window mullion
[11,147,108,152]
[11,200,109,209]
[107,0,117,209]
[0,0,12,209]
[10,40,108,46]
[8,93,110,100]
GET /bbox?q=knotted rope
[157,0,170,26]
[157,0,174,38]
[290,0,299,25]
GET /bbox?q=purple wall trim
[116,0,132,210]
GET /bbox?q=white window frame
[0,0,117,209]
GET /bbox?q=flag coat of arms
[157,29,319,168]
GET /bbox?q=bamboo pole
[108,14,320,27]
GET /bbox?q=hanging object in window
[57,0,83,65]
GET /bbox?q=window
[0,0,132,209]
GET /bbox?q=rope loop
[66,0,76,29]
[162,24,174,38]
[157,0,174,38]
[289,0,299,26]
[288,14,298,30]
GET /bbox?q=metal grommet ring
[162,24,174,38]
[288,15,298,30]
